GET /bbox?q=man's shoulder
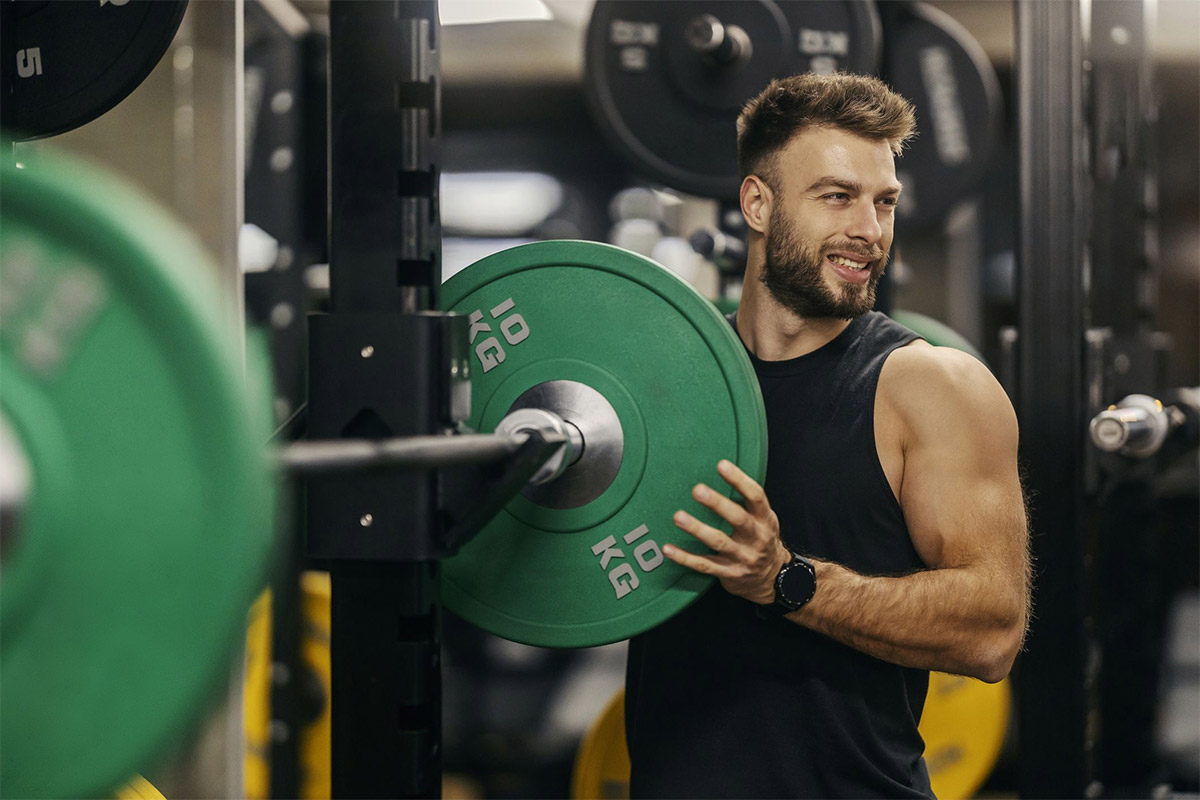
[879,343,1014,427]
[885,339,984,379]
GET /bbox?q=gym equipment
[585,1,882,199]
[440,240,768,648]
[0,153,769,790]
[0,0,187,140]
[919,673,1012,799]
[879,2,1002,231]
[1090,394,1173,458]
[245,574,332,800]
[0,154,986,800]
[0,149,277,798]
[571,674,1011,799]
[689,226,748,275]
[571,691,630,800]
[113,776,167,800]
[1011,2,1096,792]
[1088,393,1197,459]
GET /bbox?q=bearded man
[624,72,1031,799]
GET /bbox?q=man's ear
[740,175,772,234]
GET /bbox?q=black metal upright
[1088,3,1174,793]
[1014,1,1099,797]
[328,1,441,314]
[310,2,447,797]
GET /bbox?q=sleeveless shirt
[625,311,934,799]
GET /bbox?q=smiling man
[624,73,1031,798]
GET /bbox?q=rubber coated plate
[881,1,1001,230]
[920,673,1011,800]
[0,150,276,798]
[2,0,187,140]
[440,241,767,648]
[585,0,881,199]
[244,573,332,800]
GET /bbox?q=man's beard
[760,207,887,320]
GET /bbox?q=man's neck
[736,286,854,361]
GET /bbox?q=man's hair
[736,73,917,185]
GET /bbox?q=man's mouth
[827,254,871,272]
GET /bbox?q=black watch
[756,551,817,618]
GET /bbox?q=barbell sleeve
[1088,394,1171,458]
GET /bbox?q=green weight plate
[0,149,277,798]
[440,241,767,648]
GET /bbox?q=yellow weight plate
[244,591,274,800]
[571,691,631,800]
[244,573,332,800]
[113,775,166,800]
[920,672,1011,799]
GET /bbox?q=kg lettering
[591,524,665,600]
[468,297,529,373]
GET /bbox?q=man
[624,73,1031,798]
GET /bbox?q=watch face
[778,558,816,608]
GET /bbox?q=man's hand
[663,459,792,606]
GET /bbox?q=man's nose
[845,200,883,245]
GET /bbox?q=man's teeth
[829,255,868,271]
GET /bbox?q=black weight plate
[2,0,187,140]
[881,2,1002,231]
[773,0,882,76]
[585,0,882,199]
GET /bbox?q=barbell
[0,146,765,796]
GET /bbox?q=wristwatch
[756,551,817,618]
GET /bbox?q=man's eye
[825,193,850,201]
[878,197,898,207]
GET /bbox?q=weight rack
[307,3,461,796]
[297,3,589,796]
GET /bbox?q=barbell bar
[278,428,570,477]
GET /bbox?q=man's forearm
[788,559,1027,683]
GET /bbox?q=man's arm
[663,346,1030,684]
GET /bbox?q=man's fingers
[673,510,737,553]
[691,483,753,529]
[717,459,770,513]
[662,542,730,577]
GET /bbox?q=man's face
[758,126,901,320]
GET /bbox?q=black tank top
[625,311,934,799]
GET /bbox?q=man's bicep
[894,350,1025,571]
